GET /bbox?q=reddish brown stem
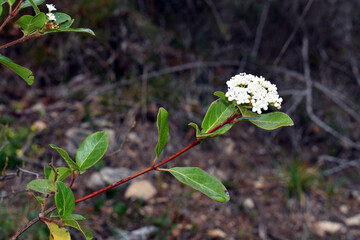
[10,112,240,239]
[0,0,25,33]
[69,171,78,188]
[0,33,41,50]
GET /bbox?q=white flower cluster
[46,4,57,21]
[225,73,283,114]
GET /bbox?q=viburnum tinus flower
[46,13,56,21]
[225,73,283,114]
[46,4,56,12]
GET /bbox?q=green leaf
[55,181,75,217]
[16,12,46,35]
[0,54,34,85]
[155,107,169,158]
[188,122,233,139]
[59,19,74,29]
[168,167,230,202]
[213,91,237,114]
[27,179,56,194]
[7,0,15,6]
[19,0,44,9]
[53,12,71,25]
[0,5,3,17]
[25,0,40,14]
[50,144,79,171]
[201,98,233,133]
[63,220,93,240]
[76,131,108,172]
[249,112,294,130]
[47,28,95,36]
[44,221,71,240]
[51,213,86,221]
[45,166,72,182]
[238,105,257,118]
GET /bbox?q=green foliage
[238,106,294,130]
[75,131,108,172]
[55,181,75,217]
[20,0,44,10]
[168,167,230,202]
[189,96,234,139]
[16,13,46,35]
[44,166,72,182]
[49,144,79,171]
[27,179,56,194]
[63,220,93,240]
[278,160,320,202]
[0,54,34,85]
[155,107,169,158]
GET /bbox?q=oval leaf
[50,144,79,171]
[20,0,45,9]
[53,12,71,25]
[0,54,34,85]
[155,107,169,158]
[45,167,72,182]
[248,112,294,130]
[76,131,108,172]
[44,221,71,240]
[47,28,95,36]
[55,181,75,217]
[64,219,93,240]
[189,122,233,139]
[27,179,56,194]
[168,167,230,202]
[201,99,233,133]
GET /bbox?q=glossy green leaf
[54,12,71,25]
[76,131,108,172]
[188,122,233,139]
[59,19,74,29]
[64,219,93,240]
[0,54,34,85]
[168,167,230,202]
[47,28,95,36]
[8,0,15,5]
[50,144,79,171]
[248,112,294,130]
[55,181,75,217]
[201,98,233,133]
[27,179,56,194]
[238,105,257,118]
[51,213,86,221]
[213,91,237,114]
[19,0,44,9]
[16,12,46,35]
[46,167,72,182]
[0,5,3,16]
[155,107,169,158]
[238,105,294,130]
[25,0,40,14]
[44,221,71,240]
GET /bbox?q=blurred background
[1,0,360,239]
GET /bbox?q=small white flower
[46,13,56,21]
[225,73,282,114]
[46,4,56,12]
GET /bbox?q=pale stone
[207,229,227,239]
[339,205,349,214]
[345,213,360,226]
[310,221,345,237]
[243,197,255,210]
[125,180,157,201]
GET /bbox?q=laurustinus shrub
[0,1,294,239]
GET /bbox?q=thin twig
[272,0,314,67]
[0,33,42,50]
[0,140,9,152]
[204,0,230,40]
[0,0,25,33]
[301,36,360,149]
[319,155,360,176]
[251,0,270,59]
